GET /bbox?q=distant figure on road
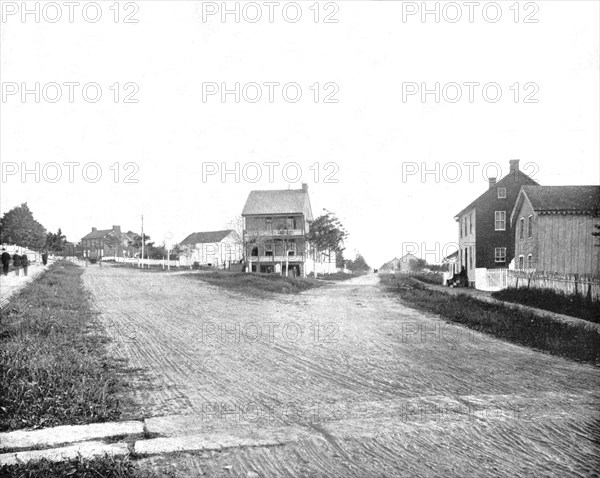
[41,252,48,266]
[1,249,10,275]
[21,254,29,276]
[12,253,21,276]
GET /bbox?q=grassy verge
[0,454,154,478]
[492,287,600,324]
[406,272,444,285]
[184,271,321,297]
[314,272,362,281]
[380,274,600,365]
[0,261,132,432]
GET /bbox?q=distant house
[454,160,538,289]
[179,230,242,268]
[442,250,459,277]
[241,184,335,276]
[81,226,134,259]
[379,253,420,273]
[511,185,600,276]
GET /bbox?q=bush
[409,272,444,285]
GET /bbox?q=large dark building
[454,160,538,287]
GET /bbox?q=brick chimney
[92,227,97,232]
[113,225,121,234]
[301,183,308,192]
[488,177,497,189]
[509,159,520,172]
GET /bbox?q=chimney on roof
[509,159,520,172]
[488,177,497,189]
[113,225,121,234]
[92,227,97,232]
[301,183,308,192]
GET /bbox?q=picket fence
[508,270,600,302]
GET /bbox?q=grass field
[380,274,600,365]
[492,287,600,324]
[0,261,132,432]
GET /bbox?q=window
[469,246,473,269]
[286,217,296,229]
[495,247,507,263]
[527,215,533,238]
[265,243,273,256]
[287,240,296,256]
[460,220,463,238]
[519,217,525,240]
[495,211,506,231]
[498,188,506,199]
[527,254,533,269]
[518,255,524,270]
[266,217,272,229]
[251,246,258,257]
[470,213,473,234]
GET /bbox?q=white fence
[474,268,508,291]
[508,270,600,301]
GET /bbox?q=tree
[409,258,427,273]
[306,210,348,266]
[349,252,370,273]
[45,228,67,253]
[128,233,150,257]
[0,203,47,250]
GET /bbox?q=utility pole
[141,214,145,269]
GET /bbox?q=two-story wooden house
[242,184,334,276]
[511,185,600,275]
[453,160,538,289]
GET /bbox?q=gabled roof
[180,230,237,245]
[379,253,419,269]
[511,185,600,224]
[242,188,313,221]
[81,229,113,240]
[443,250,459,262]
[454,169,539,219]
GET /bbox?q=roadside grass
[108,262,183,273]
[407,272,444,285]
[0,453,161,478]
[0,261,133,432]
[314,272,362,281]
[492,287,600,324]
[184,270,322,297]
[380,274,600,365]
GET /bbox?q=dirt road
[83,265,600,477]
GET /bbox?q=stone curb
[134,434,283,455]
[0,420,144,451]
[0,441,129,466]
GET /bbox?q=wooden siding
[536,214,599,275]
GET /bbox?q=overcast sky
[1,1,598,268]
